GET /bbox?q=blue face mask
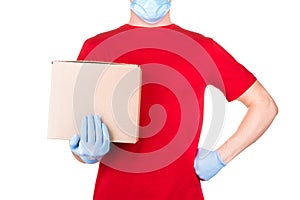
[131,0,171,24]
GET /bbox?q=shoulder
[77,24,129,60]
[83,25,127,48]
[172,24,214,46]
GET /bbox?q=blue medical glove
[194,148,226,181]
[69,114,110,164]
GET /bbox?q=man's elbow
[270,99,279,117]
[261,95,278,119]
[239,81,278,120]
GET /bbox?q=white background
[0,0,299,199]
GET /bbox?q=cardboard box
[48,61,142,143]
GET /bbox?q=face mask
[131,0,171,24]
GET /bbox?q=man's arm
[72,152,85,163]
[218,81,278,163]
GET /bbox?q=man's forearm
[72,152,86,163]
[218,81,278,164]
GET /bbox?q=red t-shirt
[77,24,256,200]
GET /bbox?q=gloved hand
[194,148,226,181]
[69,114,110,164]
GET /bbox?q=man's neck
[128,11,172,27]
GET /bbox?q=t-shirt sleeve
[76,38,104,61]
[207,38,257,102]
[77,39,90,61]
[76,37,112,62]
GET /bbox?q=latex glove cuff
[79,155,101,164]
[194,148,226,181]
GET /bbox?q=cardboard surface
[48,61,141,143]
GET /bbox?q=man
[69,0,278,199]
